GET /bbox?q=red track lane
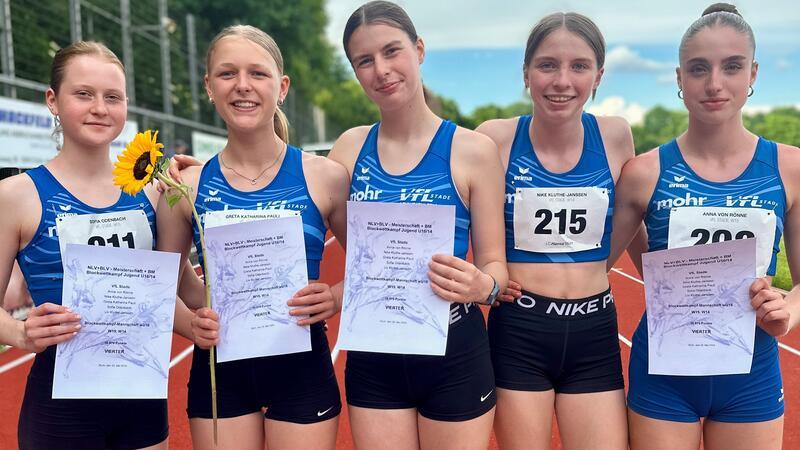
[1,246,799,449]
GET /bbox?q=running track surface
[2,239,800,449]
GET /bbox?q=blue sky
[325,1,800,122]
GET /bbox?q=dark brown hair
[523,12,605,99]
[342,1,418,62]
[680,3,755,61]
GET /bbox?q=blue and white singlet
[504,113,614,263]
[349,120,471,259]
[17,166,156,306]
[639,136,787,355]
[192,145,327,280]
[645,137,786,276]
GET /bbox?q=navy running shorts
[187,322,341,424]
[345,302,496,422]
[18,346,168,450]
[488,288,624,394]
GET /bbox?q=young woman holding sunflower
[155,25,350,450]
[0,41,171,449]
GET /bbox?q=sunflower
[113,130,165,195]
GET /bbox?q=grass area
[774,239,793,291]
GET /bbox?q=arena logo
[513,166,533,182]
[203,188,222,203]
[655,193,707,211]
[356,166,370,181]
[668,174,689,189]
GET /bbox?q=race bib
[513,187,609,253]
[56,209,153,261]
[203,208,300,229]
[668,207,776,277]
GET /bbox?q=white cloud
[587,96,647,125]
[777,59,792,71]
[326,0,800,50]
[606,46,673,72]
[657,72,678,85]
[743,104,776,115]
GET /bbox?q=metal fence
[0,0,329,158]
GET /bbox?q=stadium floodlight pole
[69,0,82,42]
[0,0,16,98]
[186,14,200,122]
[158,0,174,145]
[120,0,136,105]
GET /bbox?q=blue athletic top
[349,120,470,259]
[645,137,786,276]
[504,113,614,263]
[639,137,787,355]
[16,166,156,306]
[192,145,327,279]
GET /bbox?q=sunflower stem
[155,172,219,445]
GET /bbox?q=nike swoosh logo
[480,390,493,402]
[317,406,334,417]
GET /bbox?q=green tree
[745,107,800,146]
[314,79,379,133]
[631,107,688,153]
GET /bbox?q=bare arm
[155,167,203,308]
[428,130,508,303]
[607,150,660,270]
[0,176,80,351]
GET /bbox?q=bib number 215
[534,209,587,235]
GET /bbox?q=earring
[209,97,215,104]
[277,98,284,107]
[677,88,684,99]
[748,85,754,97]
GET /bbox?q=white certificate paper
[53,245,179,399]
[642,238,757,376]
[338,201,455,356]
[204,216,310,363]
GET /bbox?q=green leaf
[165,189,184,208]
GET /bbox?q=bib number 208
[534,209,587,235]
[87,231,135,248]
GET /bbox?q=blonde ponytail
[274,107,290,143]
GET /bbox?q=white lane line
[618,333,632,348]
[611,266,800,358]
[611,268,644,285]
[779,343,800,358]
[0,353,35,375]
[169,344,195,369]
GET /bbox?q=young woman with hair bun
[610,3,800,449]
